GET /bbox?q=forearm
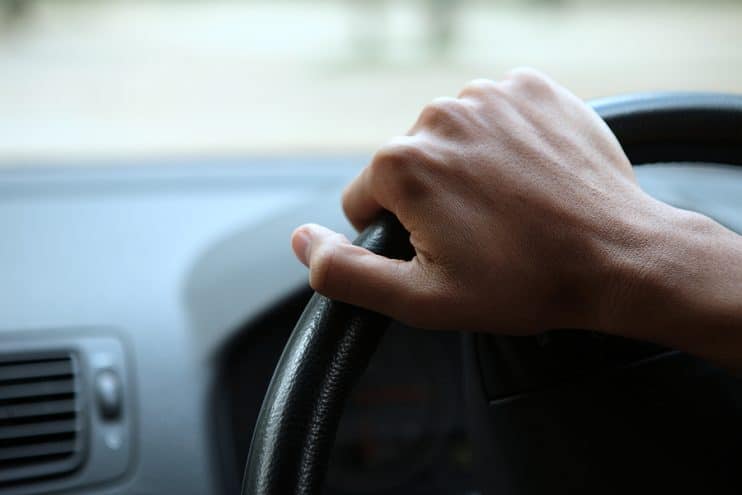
[603,200,742,370]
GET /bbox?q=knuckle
[368,137,435,204]
[459,78,498,99]
[371,138,426,176]
[309,242,338,293]
[419,96,464,125]
[506,67,553,94]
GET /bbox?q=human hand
[290,69,694,335]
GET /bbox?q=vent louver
[0,352,85,486]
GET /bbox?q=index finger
[342,135,423,232]
[341,165,380,232]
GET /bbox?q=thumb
[291,223,423,322]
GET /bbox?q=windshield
[1,0,740,164]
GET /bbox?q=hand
[290,68,742,361]
[291,68,652,333]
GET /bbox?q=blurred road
[0,0,741,163]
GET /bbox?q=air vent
[0,352,86,486]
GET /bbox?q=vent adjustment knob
[95,369,122,420]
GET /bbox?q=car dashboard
[1,158,741,495]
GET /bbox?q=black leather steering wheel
[241,92,742,495]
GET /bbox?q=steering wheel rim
[241,92,742,495]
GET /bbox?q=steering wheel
[241,93,742,495]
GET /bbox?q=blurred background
[0,0,740,165]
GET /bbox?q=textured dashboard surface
[0,159,739,494]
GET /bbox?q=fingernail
[293,229,312,266]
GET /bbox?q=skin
[290,68,742,370]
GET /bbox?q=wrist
[598,200,742,367]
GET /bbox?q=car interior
[1,1,741,495]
